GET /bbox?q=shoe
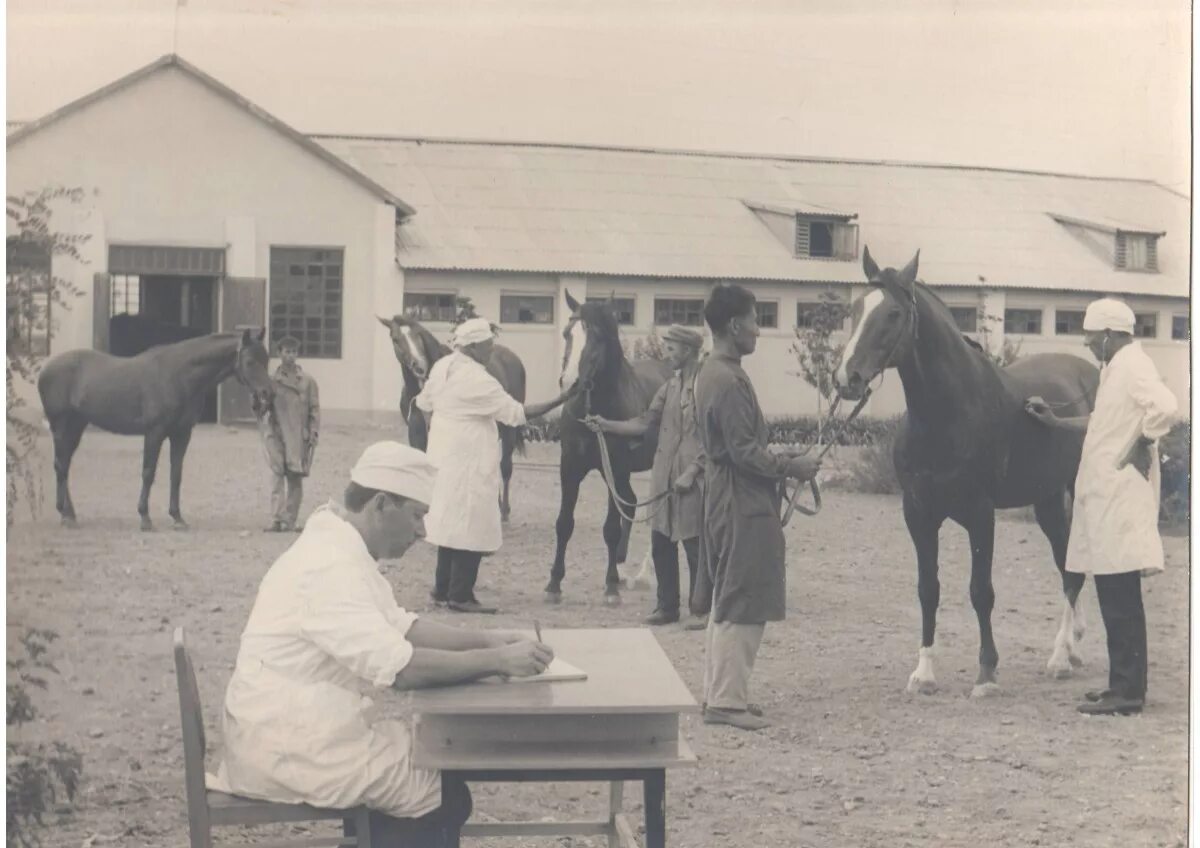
[448,599,498,615]
[644,608,680,626]
[702,701,763,717]
[430,593,448,608]
[683,615,708,631]
[263,521,284,533]
[290,524,304,533]
[1077,694,1143,716]
[703,707,770,731]
[1084,689,1113,703]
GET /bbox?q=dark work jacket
[695,352,790,623]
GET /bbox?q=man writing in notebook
[213,441,553,846]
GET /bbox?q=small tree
[791,291,851,418]
[6,187,90,525]
[625,327,667,361]
[451,295,499,336]
[7,629,84,847]
[974,304,1022,368]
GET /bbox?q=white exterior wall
[6,66,398,412]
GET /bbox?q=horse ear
[565,289,580,313]
[899,250,920,289]
[862,246,882,285]
[377,315,394,330]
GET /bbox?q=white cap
[350,441,438,505]
[1083,298,1136,334]
[452,317,494,348]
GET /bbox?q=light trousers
[702,618,766,711]
[271,471,304,526]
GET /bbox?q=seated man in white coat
[213,441,554,846]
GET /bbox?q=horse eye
[888,309,901,320]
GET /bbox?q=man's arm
[406,617,520,651]
[1024,397,1090,432]
[392,642,553,690]
[586,382,665,437]
[716,379,818,481]
[307,377,320,445]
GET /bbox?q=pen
[534,619,543,643]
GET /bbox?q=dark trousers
[652,531,708,617]
[1094,571,1148,701]
[434,547,484,604]
[345,776,472,847]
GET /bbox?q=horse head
[834,246,921,400]
[236,328,274,408]
[378,314,438,384]
[559,290,622,394]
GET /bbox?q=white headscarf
[1083,298,1136,334]
[451,317,494,349]
[350,441,439,505]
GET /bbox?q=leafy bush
[839,416,903,495]
[1159,419,1189,523]
[524,413,898,447]
[7,629,83,847]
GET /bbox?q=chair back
[174,627,213,847]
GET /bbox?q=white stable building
[7,55,1190,422]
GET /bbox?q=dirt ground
[6,421,1190,848]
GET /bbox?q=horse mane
[390,314,450,362]
[577,300,626,381]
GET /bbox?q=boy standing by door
[256,335,320,532]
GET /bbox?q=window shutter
[794,219,811,257]
[1147,237,1158,272]
[1114,232,1127,269]
[833,224,858,259]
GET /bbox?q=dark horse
[37,329,275,530]
[547,291,672,604]
[377,315,527,521]
[835,248,1099,696]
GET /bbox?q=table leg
[643,770,665,848]
[443,772,462,848]
[608,781,625,848]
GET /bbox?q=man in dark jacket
[256,335,320,532]
[696,284,820,731]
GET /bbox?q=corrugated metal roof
[315,135,1189,298]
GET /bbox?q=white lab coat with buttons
[210,505,442,818]
[415,351,526,553]
[1066,342,1178,576]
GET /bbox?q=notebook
[480,656,587,685]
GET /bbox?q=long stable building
[8,55,1189,421]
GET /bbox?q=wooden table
[406,628,699,848]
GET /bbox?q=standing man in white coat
[416,317,570,614]
[1025,297,1178,716]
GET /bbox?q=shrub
[1159,419,1189,524]
[840,416,903,495]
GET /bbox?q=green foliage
[974,303,1023,368]
[524,412,897,446]
[7,629,84,847]
[1159,419,1189,524]
[624,327,667,361]
[6,186,90,525]
[791,292,851,414]
[451,295,500,336]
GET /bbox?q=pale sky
[5,0,1192,193]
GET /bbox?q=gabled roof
[8,55,414,217]
[315,134,1188,298]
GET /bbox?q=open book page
[479,656,587,685]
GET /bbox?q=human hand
[494,640,555,678]
[1024,396,1056,426]
[786,455,821,482]
[583,415,608,433]
[486,630,530,648]
[1118,438,1154,481]
[672,471,696,493]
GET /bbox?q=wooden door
[218,277,266,424]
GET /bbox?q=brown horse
[377,315,527,521]
[37,329,274,530]
[834,248,1099,697]
[548,291,672,604]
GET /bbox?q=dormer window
[1116,231,1159,272]
[743,200,858,261]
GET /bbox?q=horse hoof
[603,593,621,608]
[60,517,78,529]
[543,591,562,605]
[172,521,190,532]
[140,518,154,532]
[906,678,938,696]
[1046,660,1073,680]
[971,682,1001,699]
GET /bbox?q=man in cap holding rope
[584,324,710,629]
[215,441,554,844]
[1025,297,1177,716]
[696,284,821,731]
[416,317,570,614]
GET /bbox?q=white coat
[415,351,526,553]
[1066,342,1178,576]
[210,505,442,818]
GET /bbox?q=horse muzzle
[835,370,868,401]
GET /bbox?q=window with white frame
[404,292,457,322]
[1134,313,1158,339]
[796,217,858,260]
[1004,308,1043,335]
[500,294,554,324]
[1116,232,1159,272]
[1055,310,1085,336]
[654,298,705,327]
[269,247,344,358]
[756,300,779,329]
[949,307,978,333]
[586,296,636,326]
[1172,315,1189,341]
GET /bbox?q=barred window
[756,300,779,329]
[1055,310,1085,336]
[1134,313,1158,339]
[6,237,52,356]
[500,294,554,324]
[404,292,457,322]
[1004,309,1042,335]
[654,298,705,327]
[1172,315,1189,341]
[796,219,858,260]
[587,296,636,326]
[269,247,343,358]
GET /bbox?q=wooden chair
[173,627,373,848]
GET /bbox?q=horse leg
[167,428,193,530]
[498,434,513,524]
[137,431,167,531]
[546,463,585,603]
[51,415,86,527]
[962,500,1000,697]
[903,493,943,695]
[601,474,638,606]
[1038,490,1086,678]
